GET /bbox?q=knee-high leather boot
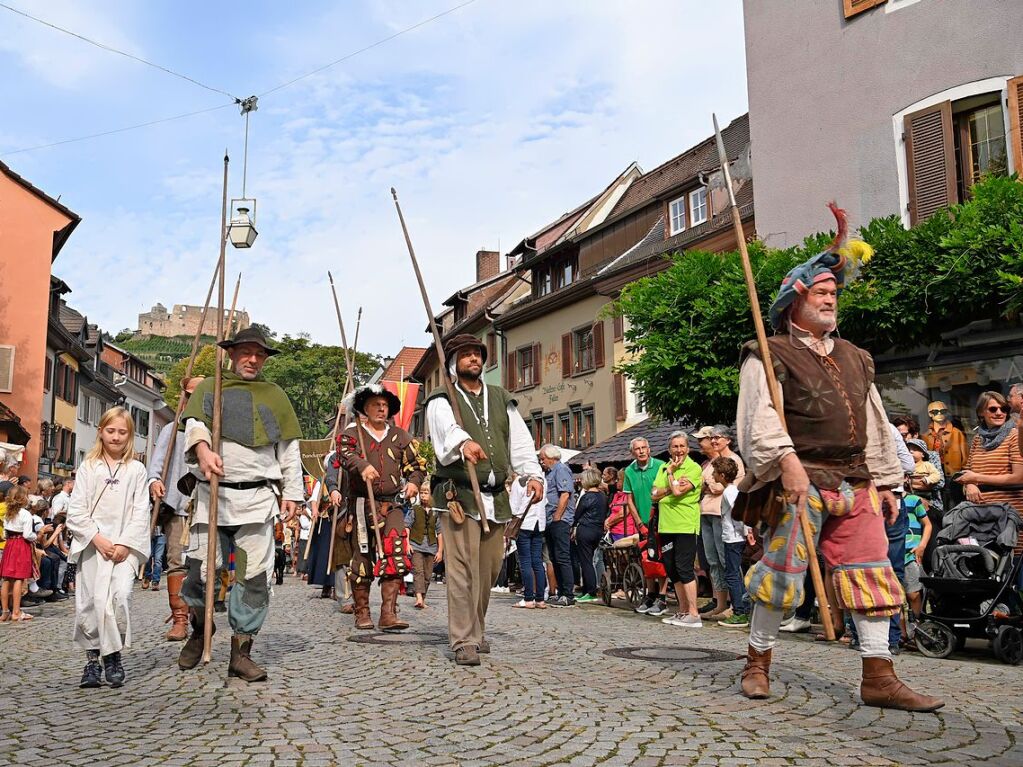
[378,578,409,632]
[164,573,189,642]
[352,583,374,630]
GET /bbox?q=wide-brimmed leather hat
[349,384,402,417]
[217,326,280,356]
[443,333,487,367]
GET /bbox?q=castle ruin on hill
[138,303,251,338]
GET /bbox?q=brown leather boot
[378,578,409,633]
[228,635,267,682]
[178,609,215,670]
[860,656,944,712]
[164,574,189,642]
[740,645,772,699]
[352,584,374,630]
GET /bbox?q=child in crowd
[405,485,443,609]
[902,491,931,643]
[66,407,151,689]
[714,458,754,628]
[0,486,37,623]
[906,439,941,503]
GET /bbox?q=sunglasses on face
[986,406,1009,414]
[928,408,948,415]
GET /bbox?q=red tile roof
[382,347,429,381]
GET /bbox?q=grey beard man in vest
[735,210,942,712]
[425,334,544,666]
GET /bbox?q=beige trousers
[164,514,189,577]
[441,515,505,651]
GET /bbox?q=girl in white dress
[66,407,151,689]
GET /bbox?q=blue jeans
[723,540,750,615]
[885,508,907,647]
[546,521,574,598]
[516,527,547,602]
[145,533,166,584]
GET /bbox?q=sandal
[11,612,33,622]
[0,611,10,623]
[512,599,535,608]
[533,601,547,609]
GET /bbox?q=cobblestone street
[1,578,1021,766]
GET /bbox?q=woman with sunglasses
[955,393,1023,521]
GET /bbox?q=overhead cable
[0,1,241,101]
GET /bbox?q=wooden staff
[221,272,242,368]
[328,273,385,554]
[146,258,223,538]
[391,188,489,534]
[202,153,230,664]
[712,114,835,640]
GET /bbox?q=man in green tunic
[425,335,544,666]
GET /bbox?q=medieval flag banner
[382,380,420,431]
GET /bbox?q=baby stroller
[915,502,1023,665]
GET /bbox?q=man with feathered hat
[324,384,427,632]
[425,334,544,666]
[735,205,943,712]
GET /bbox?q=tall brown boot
[228,635,267,682]
[178,608,215,670]
[352,584,374,630]
[164,574,189,642]
[740,645,772,699]
[860,657,944,712]
[378,578,409,632]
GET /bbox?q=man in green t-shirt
[622,437,666,615]
[651,431,703,628]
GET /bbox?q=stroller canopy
[937,502,1022,553]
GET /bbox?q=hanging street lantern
[228,95,260,249]
[228,198,258,248]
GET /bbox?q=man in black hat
[325,384,427,632]
[425,334,544,666]
[176,327,304,682]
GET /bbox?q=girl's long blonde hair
[4,486,29,523]
[86,406,136,462]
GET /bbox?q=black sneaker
[80,660,103,689]
[214,600,227,613]
[548,596,571,607]
[103,652,125,688]
[635,598,656,614]
[698,599,719,616]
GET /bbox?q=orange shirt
[924,422,969,475]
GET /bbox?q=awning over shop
[566,417,700,470]
[0,402,31,445]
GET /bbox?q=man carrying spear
[176,327,304,682]
[735,208,943,712]
[325,384,427,632]
[425,335,544,666]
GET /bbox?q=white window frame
[669,196,687,235]
[689,187,708,226]
[893,76,1015,228]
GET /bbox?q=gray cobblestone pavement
[2,579,1022,766]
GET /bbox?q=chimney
[475,250,500,282]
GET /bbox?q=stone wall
[138,304,250,337]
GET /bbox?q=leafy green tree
[250,322,276,340]
[616,175,1023,426]
[164,344,219,409]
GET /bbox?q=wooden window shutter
[904,101,956,225]
[1009,76,1023,179]
[843,0,885,19]
[506,351,516,390]
[593,321,605,369]
[561,333,572,378]
[613,313,624,342]
[532,343,542,386]
[54,361,64,399]
[0,345,13,393]
[613,374,627,422]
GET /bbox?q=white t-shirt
[510,476,547,533]
[719,485,750,544]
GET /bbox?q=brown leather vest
[742,335,874,490]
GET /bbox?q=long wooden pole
[391,189,490,533]
[328,273,385,553]
[221,272,242,368]
[147,258,223,537]
[202,153,230,664]
[325,321,362,574]
[712,114,835,641]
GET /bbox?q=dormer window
[533,254,578,298]
[669,185,708,235]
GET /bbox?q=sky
[0,0,749,356]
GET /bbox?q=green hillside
[116,335,216,375]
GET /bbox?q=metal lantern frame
[228,197,258,248]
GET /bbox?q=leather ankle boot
[378,578,409,632]
[860,656,944,712]
[352,584,374,630]
[229,635,267,682]
[164,574,189,642]
[740,645,772,699]
[178,608,214,670]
